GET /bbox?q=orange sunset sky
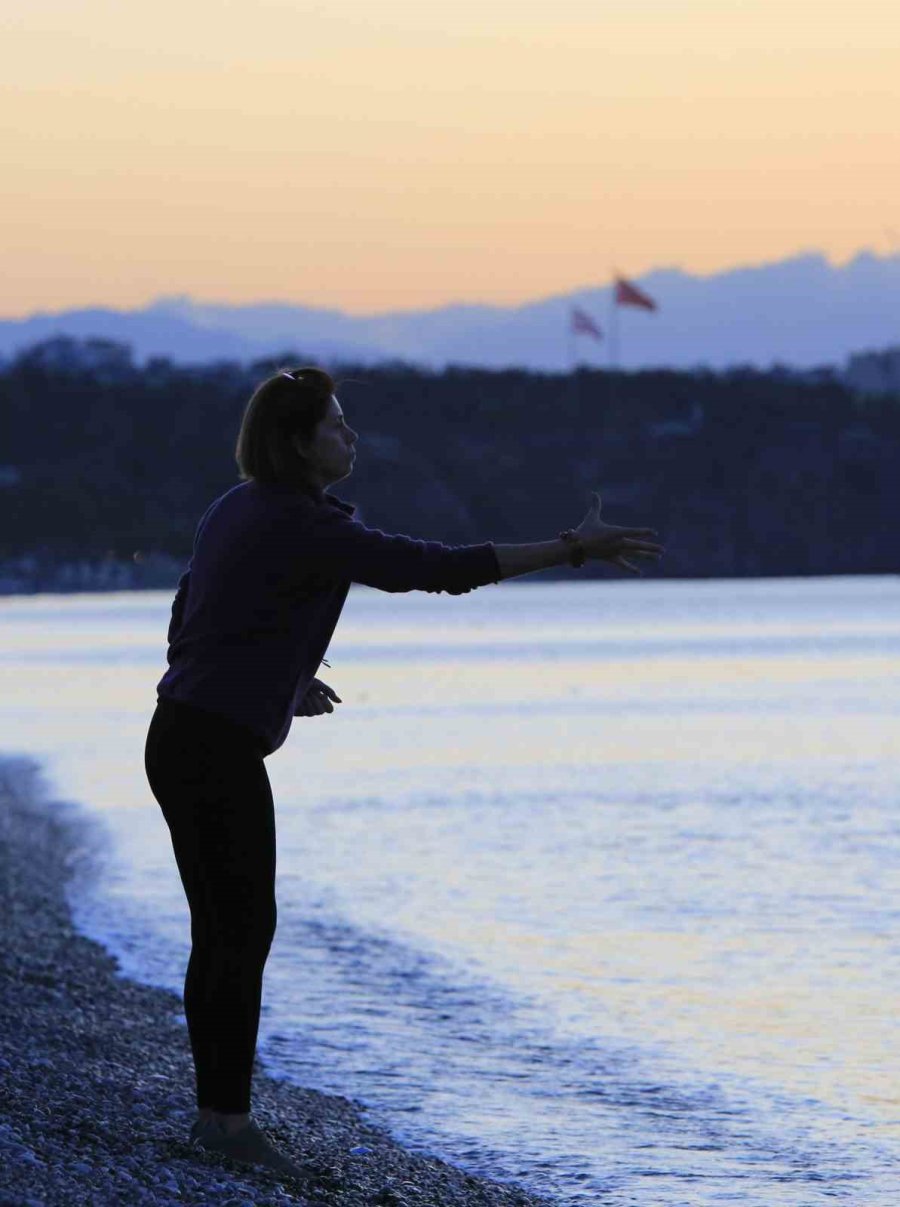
[3,0,898,316]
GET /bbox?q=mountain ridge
[3,249,898,371]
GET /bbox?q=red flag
[614,276,657,311]
[570,306,603,341]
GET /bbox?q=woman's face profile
[295,395,358,489]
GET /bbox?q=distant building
[844,346,900,397]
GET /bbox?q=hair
[235,366,336,490]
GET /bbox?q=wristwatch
[558,529,586,568]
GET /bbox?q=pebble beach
[0,754,556,1207]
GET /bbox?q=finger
[620,527,659,538]
[323,686,342,702]
[592,491,602,513]
[621,539,664,555]
[610,555,641,575]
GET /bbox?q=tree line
[0,336,896,590]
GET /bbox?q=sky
[2,0,898,316]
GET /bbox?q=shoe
[191,1116,311,1182]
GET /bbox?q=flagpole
[609,272,620,372]
[608,271,619,406]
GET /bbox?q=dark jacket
[156,480,500,754]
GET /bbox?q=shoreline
[0,754,556,1207]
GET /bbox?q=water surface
[1,576,897,1203]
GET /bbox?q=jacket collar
[252,479,356,517]
[323,491,356,516]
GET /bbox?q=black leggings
[144,697,275,1114]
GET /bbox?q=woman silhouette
[143,366,662,1179]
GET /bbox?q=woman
[144,366,663,1179]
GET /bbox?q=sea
[0,575,897,1205]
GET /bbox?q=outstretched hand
[574,492,664,575]
[294,677,342,717]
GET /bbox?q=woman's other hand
[294,677,342,717]
[574,492,664,575]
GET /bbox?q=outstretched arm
[287,491,661,593]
